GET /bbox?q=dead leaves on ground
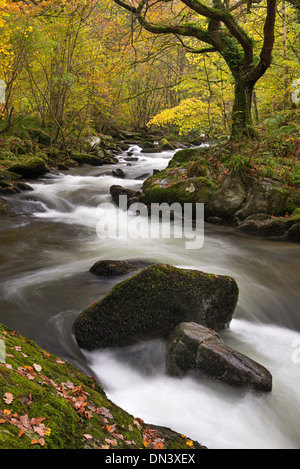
[0,340,143,449]
[0,331,189,450]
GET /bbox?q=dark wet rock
[103,155,118,164]
[90,259,149,276]
[135,173,151,180]
[166,322,272,392]
[236,209,300,241]
[73,264,239,350]
[284,221,300,242]
[112,168,125,179]
[110,185,141,207]
[0,170,33,194]
[124,157,139,162]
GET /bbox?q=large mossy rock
[28,128,52,146]
[0,322,205,449]
[8,157,48,179]
[73,264,239,350]
[71,151,104,166]
[166,323,272,392]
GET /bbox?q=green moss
[8,157,48,179]
[290,208,300,221]
[168,148,206,167]
[0,322,205,449]
[74,264,238,350]
[71,152,103,166]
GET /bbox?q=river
[0,144,299,449]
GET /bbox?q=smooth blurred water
[0,144,299,449]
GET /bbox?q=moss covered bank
[0,323,206,449]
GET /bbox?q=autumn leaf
[186,439,194,447]
[3,392,13,404]
[97,407,113,420]
[33,363,42,372]
[106,423,117,434]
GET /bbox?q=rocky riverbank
[137,145,300,242]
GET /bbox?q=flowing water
[0,145,299,449]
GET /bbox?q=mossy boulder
[8,157,48,179]
[167,147,207,168]
[28,128,52,146]
[71,152,104,166]
[234,177,300,220]
[0,322,206,449]
[166,322,272,392]
[73,264,239,350]
[139,167,215,215]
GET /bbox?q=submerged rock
[73,264,239,350]
[166,322,272,392]
[112,168,125,179]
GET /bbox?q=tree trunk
[230,77,256,140]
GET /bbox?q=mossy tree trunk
[231,76,256,139]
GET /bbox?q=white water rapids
[0,144,299,449]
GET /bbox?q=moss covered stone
[0,323,206,449]
[90,259,148,276]
[73,264,239,350]
[8,157,48,179]
[71,152,104,166]
[167,148,207,168]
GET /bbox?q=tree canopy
[0,0,299,142]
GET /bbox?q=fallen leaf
[33,364,42,372]
[3,392,13,404]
